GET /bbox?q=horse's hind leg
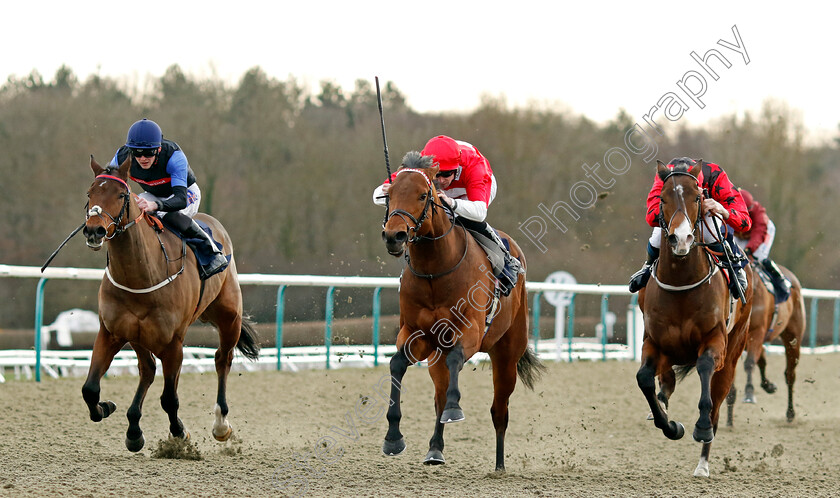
[743,348,758,403]
[159,344,189,439]
[424,359,450,465]
[81,326,125,423]
[757,346,778,394]
[125,344,156,452]
[488,348,520,472]
[209,310,241,441]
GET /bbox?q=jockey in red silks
[733,188,792,299]
[628,157,752,300]
[373,135,523,296]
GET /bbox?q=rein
[92,173,186,293]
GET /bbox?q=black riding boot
[183,219,228,279]
[761,258,792,300]
[709,241,748,301]
[629,243,659,293]
[459,219,522,296]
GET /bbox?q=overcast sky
[4,1,836,142]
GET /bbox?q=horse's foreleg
[637,348,684,440]
[423,360,449,465]
[382,349,412,456]
[81,327,125,423]
[159,345,188,439]
[440,343,466,424]
[781,328,801,422]
[125,344,156,452]
[693,350,716,443]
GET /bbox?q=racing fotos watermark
[517,24,750,253]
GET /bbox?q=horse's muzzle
[382,229,407,257]
[667,232,694,257]
[83,225,106,250]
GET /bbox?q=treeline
[0,65,837,328]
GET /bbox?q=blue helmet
[126,119,162,149]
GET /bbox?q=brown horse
[379,152,544,471]
[741,261,805,422]
[637,160,753,477]
[81,156,259,452]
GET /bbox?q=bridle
[657,171,704,249]
[87,172,186,293]
[384,168,468,279]
[86,174,140,239]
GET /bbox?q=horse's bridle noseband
[658,171,703,248]
[87,174,137,239]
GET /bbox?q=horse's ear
[90,155,104,176]
[118,155,131,180]
[689,158,703,177]
[656,160,668,177]
[428,165,440,179]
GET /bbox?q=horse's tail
[236,318,261,361]
[674,364,695,382]
[516,347,547,391]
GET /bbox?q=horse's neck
[106,210,172,284]
[657,244,711,286]
[406,207,464,273]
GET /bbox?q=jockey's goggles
[130,147,158,158]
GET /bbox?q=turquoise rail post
[833,299,840,351]
[600,294,609,361]
[275,285,286,371]
[630,294,639,360]
[566,294,576,362]
[34,278,48,382]
[372,287,382,367]
[809,298,819,350]
[531,291,542,349]
[325,286,335,370]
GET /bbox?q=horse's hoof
[693,462,710,477]
[646,411,654,421]
[440,408,465,424]
[666,421,685,440]
[743,394,756,404]
[786,409,795,423]
[101,401,117,419]
[423,449,445,465]
[382,438,406,456]
[761,381,778,394]
[693,425,714,443]
[213,424,233,442]
[125,434,145,452]
[174,429,191,441]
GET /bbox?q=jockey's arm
[448,196,487,222]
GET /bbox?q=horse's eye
[419,193,427,201]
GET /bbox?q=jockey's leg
[164,211,228,278]
[459,218,522,296]
[761,258,792,298]
[704,220,748,300]
[629,229,661,293]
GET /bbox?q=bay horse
[379,152,544,471]
[741,261,805,422]
[637,160,753,477]
[81,156,259,452]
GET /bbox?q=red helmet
[421,135,461,171]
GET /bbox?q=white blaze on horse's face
[671,185,694,256]
[88,205,103,217]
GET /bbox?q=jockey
[372,135,523,296]
[628,157,751,300]
[733,188,792,300]
[109,118,228,279]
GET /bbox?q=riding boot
[710,241,748,301]
[629,243,659,293]
[761,258,792,300]
[459,219,522,296]
[183,219,228,279]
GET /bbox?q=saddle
[160,218,230,280]
[752,262,790,304]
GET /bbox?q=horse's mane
[400,151,435,170]
[658,157,695,181]
[103,165,121,176]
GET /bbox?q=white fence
[1,264,839,382]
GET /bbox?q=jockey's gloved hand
[702,198,729,219]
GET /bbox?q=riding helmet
[126,119,162,149]
[422,135,461,171]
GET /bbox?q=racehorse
[636,160,753,477]
[379,152,544,471]
[741,261,805,422]
[81,156,259,452]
